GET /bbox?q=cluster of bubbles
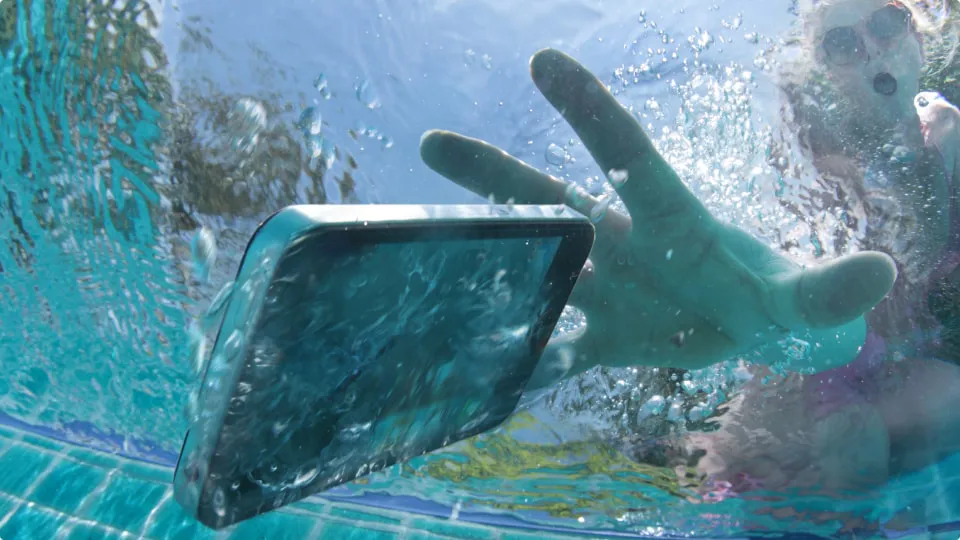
[299,72,394,170]
[225,98,269,155]
[184,226,224,421]
[354,122,395,150]
[464,48,494,70]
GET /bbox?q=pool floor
[0,423,590,539]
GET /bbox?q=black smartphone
[172,204,594,529]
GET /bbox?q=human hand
[420,49,897,387]
[916,91,960,182]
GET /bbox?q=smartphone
[172,204,594,529]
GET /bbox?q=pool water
[3,0,960,537]
[0,419,570,539]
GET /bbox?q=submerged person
[676,0,960,498]
[416,0,960,511]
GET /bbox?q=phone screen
[189,221,590,526]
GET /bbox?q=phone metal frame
[172,204,595,528]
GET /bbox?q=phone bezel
[173,204,595,529]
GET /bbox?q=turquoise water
[2,0,960,537]
[0,421,586,539]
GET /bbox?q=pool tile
[290,497,328,516]
[62,520,126,539]
[328,504,404,526]
[68,447,121,469]
[0,496,16,513]
[0,502,68,540]
[31,458,109,513]
[412,518,500,540]
[119,460,172,484]
[19,431,66,453]
[401,533,445,540]
[79,473,167,531]
[499,530,564,539]
[317,520,399,539]
[145,495,217,540]
[0,424,19,440]
[0,444,56,494]
[228,509,318,539]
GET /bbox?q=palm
[420,49,896,376]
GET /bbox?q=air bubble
[191,334,209,377]
[590,194,613,223]
[272,419,290,436]
[212,487,227,517]
[638,395,666,420]
[185,387,200,422]
[297,107,323,138]
[292,466,319,488]
[564,183,589,208]
[355,80,381,109]
[545,143,571,167]
[607,168,629,188]
[781,336,811,363]
[191,227,217,283]
[667,401,684,422]
[223,330,245,360]
[204,281,235,323]
[313,74,332,99]
[226,98,268,154]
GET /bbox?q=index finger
[529,49,713,231]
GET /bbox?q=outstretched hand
[420,49,897,387]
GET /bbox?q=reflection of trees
[0,0,360,443]
[165,89,358,223]
[0,0,181,439]
[1,0,173,260]
[1,0,359,250]
[392,411,697,521]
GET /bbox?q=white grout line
[137,487,172,538]
[0,447,62,530]
[305,519,326,540]
[7,435,124,474]
[74,468,117,517]
[0,424,172,482]
[56,515,139,540]
[0,490,136,539]
[0,429,565,540]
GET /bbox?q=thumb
[770,251,897,329]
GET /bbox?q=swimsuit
[804,138,960,420]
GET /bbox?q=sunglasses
[821,2,914,66]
